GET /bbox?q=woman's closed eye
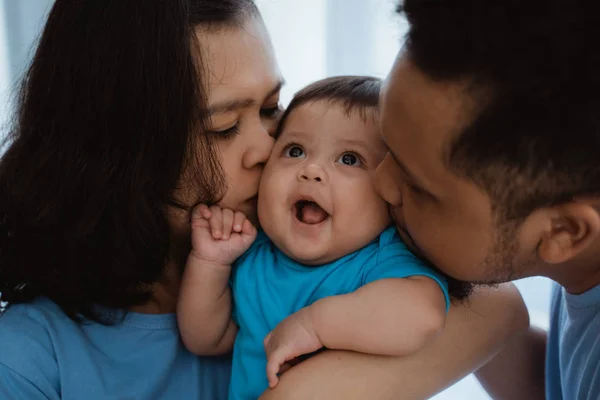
[336,152,363,167]
[210,124,240,139]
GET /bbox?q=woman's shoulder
[0,297,70,335]
[0,297,67,338]
[0,298,63,393]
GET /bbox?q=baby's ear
[537,201,600,264]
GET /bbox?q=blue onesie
[228,225,450,400]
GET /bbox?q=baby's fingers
[241,218,256,237]
[191,204,210,229]
[208,206,223,239]
[221,208,234,240]
[266,349,285,388]
[233,211,246,233]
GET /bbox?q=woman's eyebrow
[207,79,285,116]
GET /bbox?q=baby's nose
[298,164,326,183]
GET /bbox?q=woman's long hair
[0,0,258,322]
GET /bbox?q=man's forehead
[385,58,477,149]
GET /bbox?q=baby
[178,76,450,400]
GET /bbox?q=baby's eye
[336,152,362,167]
[284,145,305,158]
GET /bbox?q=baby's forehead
[279,101,381,142]
[277,115,385,156]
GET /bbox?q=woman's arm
[259,283,528,400]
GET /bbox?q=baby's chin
[280,245,340,266]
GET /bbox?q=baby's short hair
[275,76,382,138]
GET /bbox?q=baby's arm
[309,276,445,354]
[177,205,256,355]
[264,277,446,387]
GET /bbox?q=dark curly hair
[398,0,600,222]
[0,0,259,322]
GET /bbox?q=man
[376,0,600,399]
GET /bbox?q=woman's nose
[297,163,327,183]
[242,124,275,169]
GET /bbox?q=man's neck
[547,254,600,294]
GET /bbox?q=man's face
[375,54,539,284]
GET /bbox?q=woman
[0,1,526,399]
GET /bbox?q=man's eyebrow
[207,79,285,116]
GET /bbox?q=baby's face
[257,100,390,265]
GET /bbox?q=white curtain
[256,0,405,105]
[0,0,54,132]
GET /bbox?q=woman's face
[171,15,283,240]
[200,17,283,225]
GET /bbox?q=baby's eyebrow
[337,138,371,153]
[279,131,310,143]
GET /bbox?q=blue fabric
[0,298,231,400]
[229,225,450,400]
[546,283,600,399]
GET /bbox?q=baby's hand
[263,307,323,388]
[190,204,257,266]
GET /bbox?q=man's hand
[264,307,323,388]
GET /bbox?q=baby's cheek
[358,191,390,232]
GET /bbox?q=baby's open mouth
[293,200,329,225]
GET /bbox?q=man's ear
[538,202,600,264]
